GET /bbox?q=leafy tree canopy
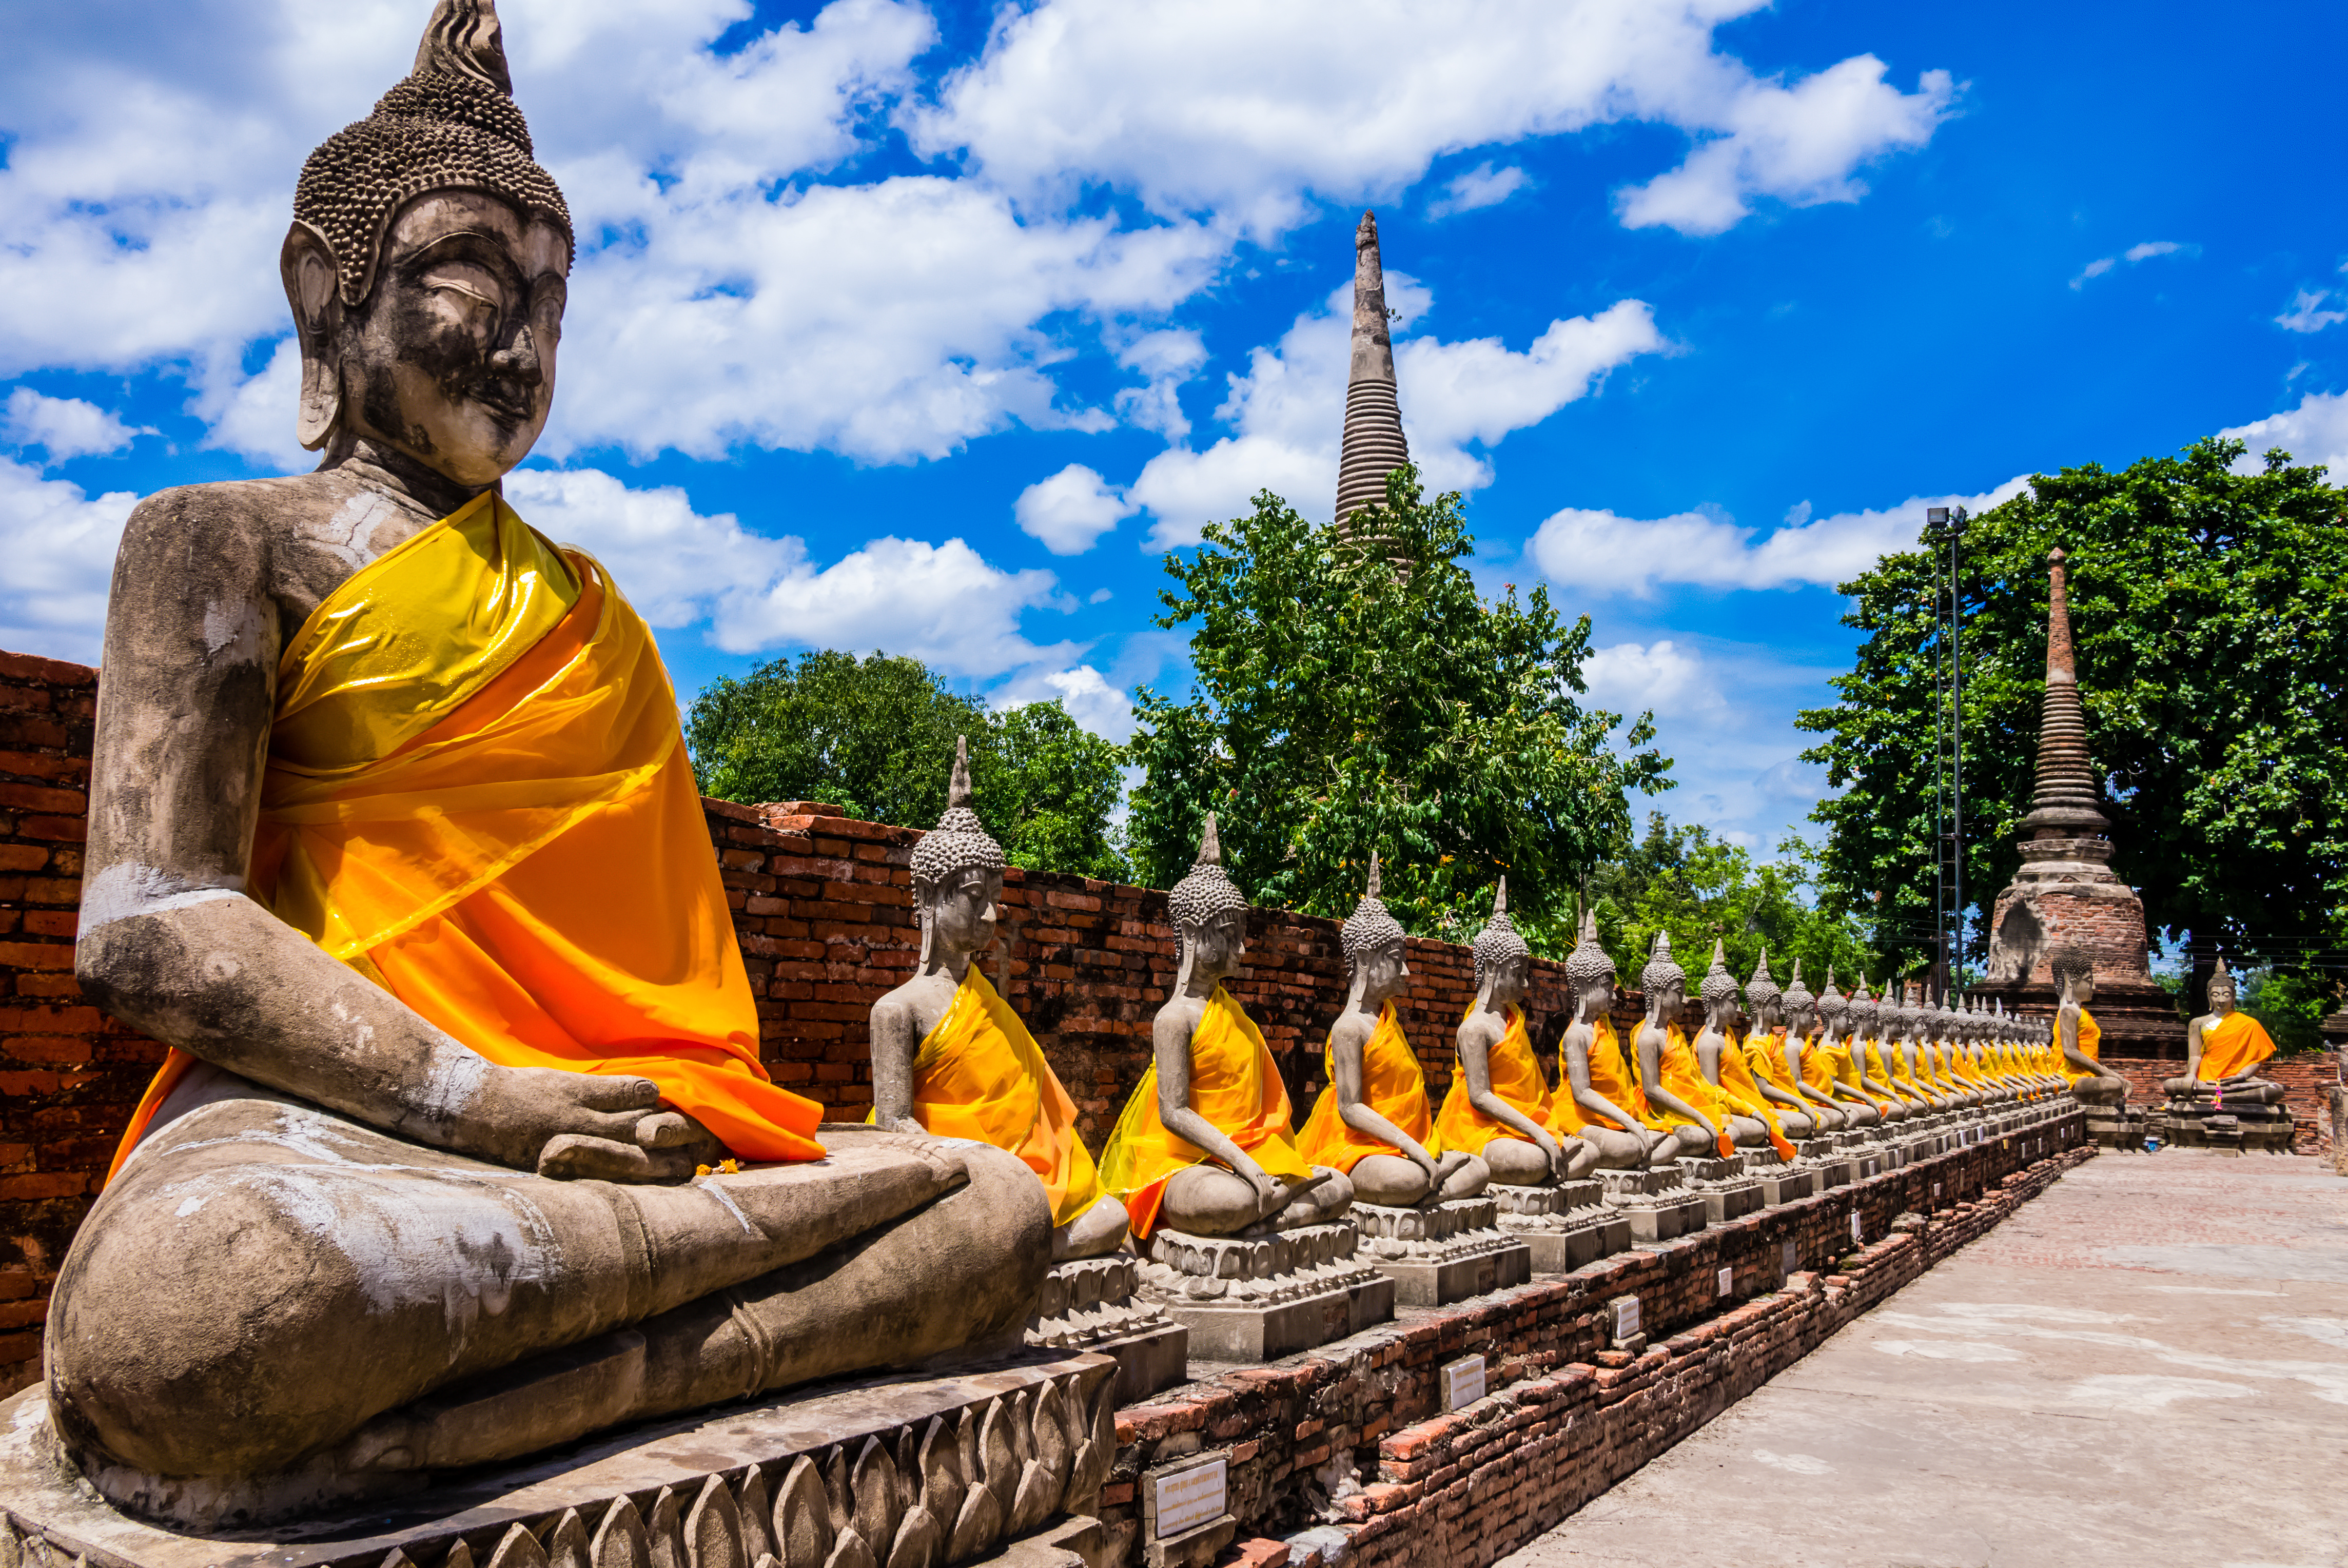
[1590,814,1880,995]
[1125,468,1672,945]
[1798,437,2348,986]
[686,650,1129,881]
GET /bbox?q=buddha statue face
[1484,950,1530,1008]
[926,867,1003,961]
[2207,969,2237,1016]
[284,189,569,485]
[1575,969,1614,1022]
[1185,910,1246,987]
[1351,938,1410,1008]
[1649,971,1687,1021]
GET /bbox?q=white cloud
[1112,328,1208,442]
[1528,476,2029,597]
[1582,638,1729,724]
[2,389,151,462]
[995,663,1137,741]
[2220,390,2348,478]
[1014,463,1137,555]
[0,457,138,665]
[2274,289,2346,335]
[1132,280,1667,547]
[1428,162,1529,218]
[2070,239,2197,290]
[2123,240,2184,263]
[503,466,792,629]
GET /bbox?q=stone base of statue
[1792,1140,1858,1189]
[1595,1166,1709,1243]
[1672,1154,1765,1224]
[1491,1180,1633,1272]
[2161,1095,2294,1155]
[2081,1102,2146,1150]
[1134,1222,1394,1362]
[1346,1197,1533,1308]
[0,1352,1120,1568]
[1745,1154,1822,1206]
[1027,1255,1189,1404]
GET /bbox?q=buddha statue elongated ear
[281,221,344,449]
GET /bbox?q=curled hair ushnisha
[1697,939,1738,1008]
[1640,930,1686,995]
[1817,965,1849,1023]
[1340,853,1407,966]
[2048,943,2096,992]
[1744,949,1782,1014]
[1781,958,1815,1030]
[909,736,1006,891]
[294,0,573,308]
[1848,974,1879,1036]
[1472,877,1531,989]
[1562,908,1616,991]
[1167,813,1247,932]
[2208,953,2238,1002]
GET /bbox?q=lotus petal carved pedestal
[1346,1197,1533,1308]
[1027,1256,1188,1404]
[1133,1221,1394,1362]
[1595,1166,1709,1244]
[1489,1179,1633,1273]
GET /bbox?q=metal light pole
[1927,505,1967,995]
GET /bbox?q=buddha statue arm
[1151,1006,1276,1194]
[1633,1026,1715,1134]
[1455,1014,1562,1162]
[1561,1029,1650,1142]
[1328,1016,1440,1174]
[2057,1004,2098,1077]
[867,993,932,1135]
[75,488,693,1183]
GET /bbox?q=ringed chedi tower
[1981,547,2182,1055]
[1333,210,1411,543]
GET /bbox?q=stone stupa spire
[1333,210,1411,535]
[2018,547,2111,840]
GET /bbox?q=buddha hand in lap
[2164,957,2287,1105]
[868,737,1132,1261]
[1298,855,1490,1207]
[1693,940,1796,1159]
[1098,816,1353,1239]
[54,2,1046,1522]
[1551,928,1700,1169]
[1434,880,1593,1186]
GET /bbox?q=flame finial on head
[1563,907,1616,990]
[1639,928,1686,995]
[1745,948,1782,1013]
[1698,937,1739,1007]
[1167,812,1247,931]
[1341,851,1407,965]
[910,734,1005,889]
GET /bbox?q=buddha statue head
[1168,813,1248,995]
[1850,973,1879,1040]
[1640,929,1687,1025]
[2050,943,2096,1007]
[1697,938,1739,1033]
[2207,955,2238,1016]
[909,736,1006,970]
[1563,910,1617,1022]
[1470,878,1531,1010]
[1782,959,1817,1039]
[1818,967,1849,1045]
[1340,853,1410,1009]
[283,0,574,483]
[1745,949,1783,1032]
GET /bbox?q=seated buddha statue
[1098,816,1354,1238]
[1299,856,1490,1205]
[1742,951,1838,1133]
[2164,957,2288,1106]
[1691,939,1797,1160]
[1847,976,1921,1118]
[56,2,1046,1521]
[1975,999,2024,1101]
[1552,926,1690,1169]
[1933,995,1983,1107]
[1811,971,1884,1127]
[1628,929,1742,1162]
[869,738,1131,1260]
[1893,984,1956,1110]
[1948,995,1993,1105]
[1435,882,1595,1184]
[2052,947,2130,1106]
[1779,961,1855,1130]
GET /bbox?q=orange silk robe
[2195,1012,2277,1082]
[1098,985,1311,1240]
[1711,1031,1796,1161]
[2061,1009,2103,1085]
[108,493,821,1183]
[1553,1018,1667,1136]
[1651,1026,1738,1158]
[1300,1001,1434,1174]
[886,967,1104,1228]
[1433,1004,1552,1157]
[1797,1030,1840,1102]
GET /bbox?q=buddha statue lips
[54,0,1049,1524]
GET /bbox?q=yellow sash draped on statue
[2061,1009,2102,1085]
[884,967,1103,1228]
[2197,1011,2276,1082]
[108,491,823,1184]
[1713,1031,1796,1161]
[1433,1004,1551,1157]
[1300,1001,1434,1173]
[1651,1026,1738,1158]
[1554,1018,1667,1135]
[1098,985,1310,1240]
[1746,1027,1806,1106]
[1797,1030,1838,1101]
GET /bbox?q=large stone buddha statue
[1552,924,1684,1169]
[869,737,1131,1260]
[1811,971,1885,1128]
[1434,881,1594,1184]
[1738,950,1829,1135]
[2053,946,2130,1106]
[1687,939,1794,1159]
[2165,956,2287,1106]
[1298,856,1490,1205]
[57,2,1047,1525]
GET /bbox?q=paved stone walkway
[1503,1150,2348,1568]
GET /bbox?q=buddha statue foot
[1,1349,1121,1568]
[1134,1224,1394,1361]
[1595,1166,1710,1243]
[1488,1181,1633,1272]
[1345,1199,1532,1308]
[1672,1154,1766,1223]
[1027,1256,1189,1403]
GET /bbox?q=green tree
[686,650,1130,881]
[1589,814,1880,990]
[1126,467,1672,943]
[1797,437,2348,989]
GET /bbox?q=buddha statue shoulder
[2052,946,2130,1105]
[1299,855,1490,1205]
[56,1,1047,1525]
[1551,926,1676,1170]
[2165,956,2288,1105]
[868,737,1132,1259]
[1435,880,1595,1185]
[1844,976,1912,1120]
[1097,815,1352,1239]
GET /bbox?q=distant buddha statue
[54,1,1050,1523]
[1692,939,1797,1160]
[1779,961,1852,1130]
[1629,929,1742,1161]
[2053,946,2130,1106]
[1812,971,1884,1127]
[2165,956,2287,1106]
[1099,816,1353,1238]
[1885,984,1945,1109]
[1435,882,1595,1184]
[1553,925,1684,1169]
[1300,856,1490,1205]
[1848,975,1920,1116]
[869,737,1130,1260]
[1740,950,1830,1135]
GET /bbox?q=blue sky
[5,0,2344,858]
